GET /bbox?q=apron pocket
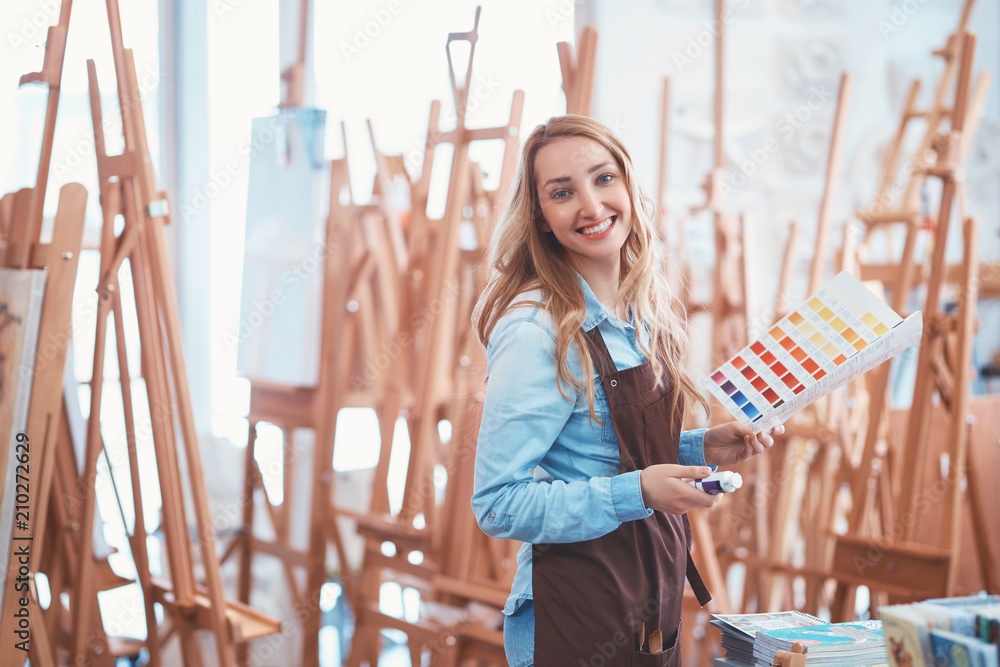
[630,643,678,666]
[641,392,678,465]
[631,621,680,667]
[641,392,675,426]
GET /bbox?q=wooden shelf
[151,579,281,643]
[95,557,134,593]
[829,534,950,600]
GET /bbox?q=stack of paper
[710,611,826,666]
[753,620,888,666]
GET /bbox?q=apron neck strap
[583,326,616,379]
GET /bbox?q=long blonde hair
[473,115,707,421]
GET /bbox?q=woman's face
[533,135,633,276]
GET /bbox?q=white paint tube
[689,471,743,494]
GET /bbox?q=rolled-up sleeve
[679,428,714,470]
[471,317,650,545]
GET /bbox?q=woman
[471,115,781,666]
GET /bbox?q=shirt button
[489,512,496,521]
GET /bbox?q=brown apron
[532,327,711,666]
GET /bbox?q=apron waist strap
[686,551,712,607]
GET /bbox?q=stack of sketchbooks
[711,612,889,666]
[880,593,1000,667]
[752,620,887,666]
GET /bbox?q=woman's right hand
[639,464,721,514]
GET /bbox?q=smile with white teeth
[579,216,615,235]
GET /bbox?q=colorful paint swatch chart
[705,272,923,433]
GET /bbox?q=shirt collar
[578,272,611,331]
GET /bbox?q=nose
[577,186,602,219]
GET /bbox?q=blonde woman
[471,115,781,666]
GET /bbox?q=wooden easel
[712,1,990,620]
[40,398,145,664]
[78,20,280,666]
[346,159,512,667]
[741,71,854,616]
[830,216,984,605]
[347,8,523,665]
[385,7,523,532]
[558,26,598,115]
[0,1,111,662]
[220,4,369,661]
[225,119,423,664]
[227,7,523,663]
[0,184,88,667]
[1,1,281,663]
[886,394,1000,596]
[829,23,993,618]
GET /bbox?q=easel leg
[237,418,259,667]
[111,289,162,665]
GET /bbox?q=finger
[700,492,723,509]
[685,486,715,508]
[673,465,713,479]
[770,424,786,436]
[693,496,713,510]
[675,484,717,510]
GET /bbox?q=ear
[538,219,552,233]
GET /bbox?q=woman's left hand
[703,421,784,467]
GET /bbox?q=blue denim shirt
[471,274,710,615]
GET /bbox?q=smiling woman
[470,115,782,666]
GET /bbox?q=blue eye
[553,190,570,199]
[597,173,613,184]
